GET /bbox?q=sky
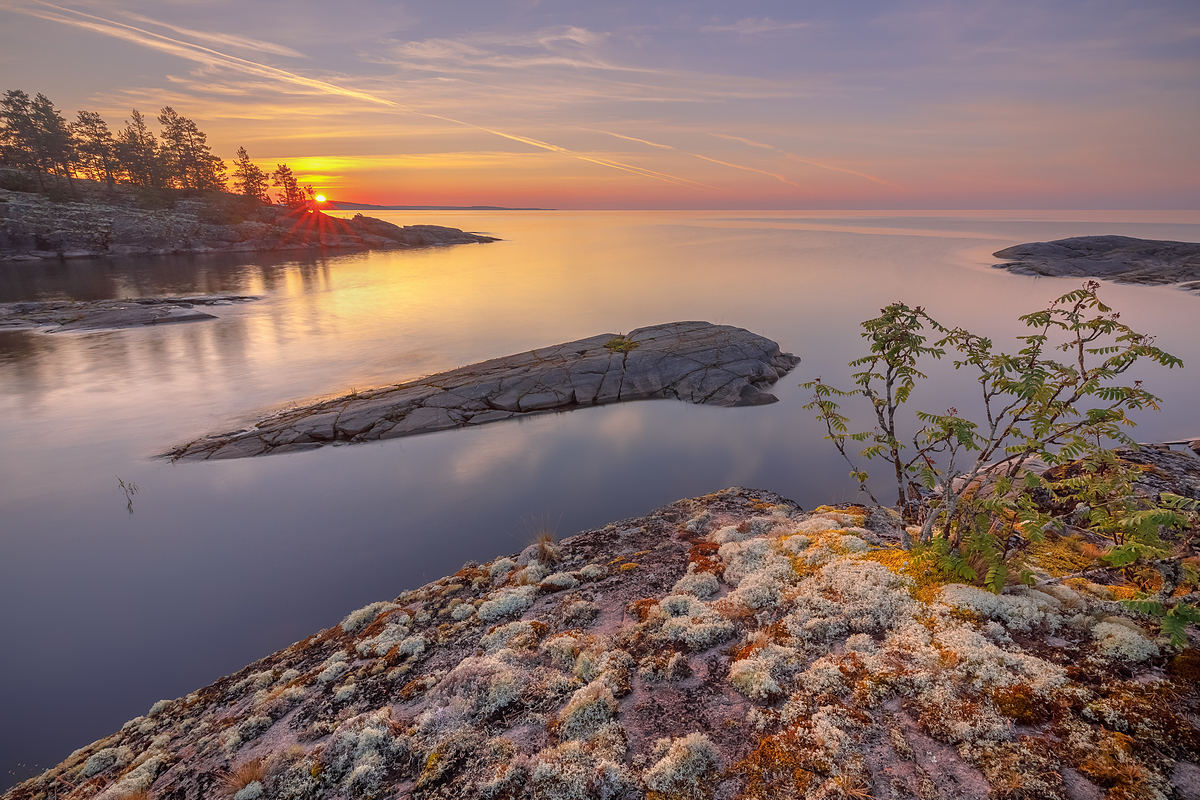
[0,0,1197,209]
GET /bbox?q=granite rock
[164,321,800,460]
[992,235,1200,292]
[0,295,259,332]
[0,188,496,260]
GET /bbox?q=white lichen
[541,572,580,591]
[556,680,617,740]
[477,586,538,622]
[340,601,401,633]
[642,733,720,795]
[671,570,720,599]
[1092,620,1160,661]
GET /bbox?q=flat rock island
[165,321,800,461]
[992,235,1200,291]
[0,295,259,332]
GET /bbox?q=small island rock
[165,321,800,460]
[992,235,1200,291]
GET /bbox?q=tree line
[0,89,311,206]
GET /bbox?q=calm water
[2,210,1199,786]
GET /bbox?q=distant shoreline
[328,201,554,211]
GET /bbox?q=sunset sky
[1,0,1197,209]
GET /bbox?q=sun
[314,194,326,203]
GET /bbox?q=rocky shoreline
[6,445,1199,800]
[0,188,496,261]
[164,321,801,461]
[992,235,1200,292]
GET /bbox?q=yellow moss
[859,545,954,604]
[813,504,867,526]
[619,563,639,572]
[1020,534,1101,578]
[608,556,627,565]
[1110,585,1140,601]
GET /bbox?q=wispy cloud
[710,133,900,188]
[702,18,810,36]
[8,1,716,191]
[118,11,309,59]
[584,128,799,188]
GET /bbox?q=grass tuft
[218,757,267,794]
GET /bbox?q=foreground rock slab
[8,486,1197,800]
[164,321,801,461]
[0,295,259,332]
[992,235,1200,291]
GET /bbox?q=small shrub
[603,336,639,354]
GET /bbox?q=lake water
[2,209,1198,787]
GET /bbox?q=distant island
[992,235,1200,292]
[328,200,554,211]
[0,90,510,261]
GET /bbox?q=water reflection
[0,210,1197,789]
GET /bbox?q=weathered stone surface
[8,486,1196,800]
[164,321,800,460]
[0,187,497,260]
[0,295,258,332]
[992,235,1200,291]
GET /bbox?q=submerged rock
[163,321,801,460]
[992,235,1200,291]
[8,487,1196,800]
[0,295,259,332]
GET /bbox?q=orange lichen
[988,683,1050,725]
[628,598,661,623]
[619,562,639,572]
[688,542,724,577]
[726,728,818,799]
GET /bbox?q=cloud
[583,128,798,188]
[702,18,810,35]
[710,133,900,188]
[118,11,309,59]
[8,1,717,191]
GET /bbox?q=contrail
[13,1,713,189]
[585,128,801,188]
[711,132,899,188]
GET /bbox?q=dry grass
[532,529,559,564]
[218,757,267,794]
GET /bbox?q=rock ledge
[992,235,1200,291]
[165,321,800,460]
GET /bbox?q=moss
[604,336,639,353]
[1020,534,1100,577]
[1167,648,1200,683]
[619,563,639,572]
[988,683,1051,724]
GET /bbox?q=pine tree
[116,110,164,188]
[29,93,76,192]
[0,90,41,187]
[272,163,306,207]
[157,107,225,191]
[231,147,271,202]
[71,111,118,188]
